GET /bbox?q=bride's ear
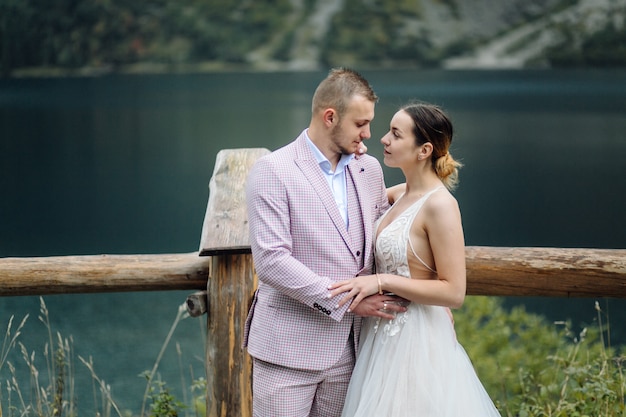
[419,142,433,160]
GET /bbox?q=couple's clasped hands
[328,275,409,320]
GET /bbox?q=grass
[0,297,206,417]
[1,296,624,416]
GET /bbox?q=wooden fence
[1,148,625,417]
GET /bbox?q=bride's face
[380,110,420,168]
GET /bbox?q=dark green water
[1,69,625,413]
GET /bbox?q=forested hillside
[1,0,624,76]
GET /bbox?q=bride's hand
[328,275,378,311]
[354,142,368,159]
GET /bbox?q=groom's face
[331,94,375,156]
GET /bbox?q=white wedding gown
[341,188,501,416]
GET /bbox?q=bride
[330,102,501,416]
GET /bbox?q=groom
[244,68,406,417]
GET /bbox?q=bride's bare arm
[387,183,406,204]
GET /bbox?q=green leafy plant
[144,378,184,417]
[454,296,626,416]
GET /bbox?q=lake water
[1,69,625,413]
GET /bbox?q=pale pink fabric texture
[244,130,389,416]
[244,131,389,368]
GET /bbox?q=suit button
[313,303,331,315]
[356,251,361,257]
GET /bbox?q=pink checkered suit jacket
[244,130,389,371]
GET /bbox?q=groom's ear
[323,108,337,126]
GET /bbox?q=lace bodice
[372,187,443,337]
[374,187,443,277]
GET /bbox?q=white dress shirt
[305,130,353,228]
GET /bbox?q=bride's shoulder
[425,188,460,216]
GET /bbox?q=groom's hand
[351,294,408,320]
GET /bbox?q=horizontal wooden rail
[0,246,624,298]
[0,252,209,296]
[465,246,626,298]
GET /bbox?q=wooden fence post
[199,148,269,417]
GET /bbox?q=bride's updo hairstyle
[402,102,462,190]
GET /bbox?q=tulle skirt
[341,303,501,417]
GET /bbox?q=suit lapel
[348,159,374,266]
[294,136,353,249]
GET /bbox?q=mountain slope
[248,0,625,70]
[444,0,624,69]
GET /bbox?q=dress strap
[408,239,437,273]
[406,186,444,273]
